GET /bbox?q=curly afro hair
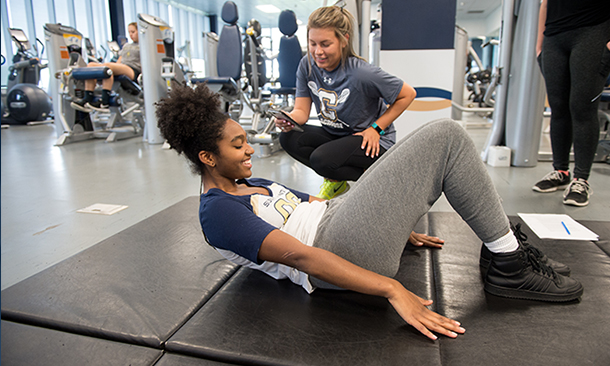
[155,83,228,176]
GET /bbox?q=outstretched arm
[258,229,464,340]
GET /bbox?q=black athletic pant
[540,18,610,180]
[279,125,387,181]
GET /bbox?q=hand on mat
[388,286,465,341]
[408,232,445,248]
[354,127,381,157]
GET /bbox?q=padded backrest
[277,11,301,89]
[277,37,301,88]
[217,1,242,81]
[279,10,298,37]
[221,1,238,24]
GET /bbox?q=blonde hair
[307,6,364,73]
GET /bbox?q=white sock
[484,230,519,253]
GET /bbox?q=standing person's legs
[541,34,572,173]
[567,19,610,180]
[313,119,509,278]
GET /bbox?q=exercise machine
[242,17,281,156]
[452,26,497,121]
[195,1,280,157]
[2,28,52,125]
[269,9,302,111]
[45,23,144,145]
[138,13,179,144]
[481,0,547,167]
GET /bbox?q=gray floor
[2,115,609,290]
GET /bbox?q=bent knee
[309,148,333,173]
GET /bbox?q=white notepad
[77,203,129,216]
[518,213,599,241]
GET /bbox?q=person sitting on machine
[70,22,140,113]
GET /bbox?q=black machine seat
[116,75,142,96]
[190,76,239,98]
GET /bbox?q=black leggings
[540,18,610,179]
[279,125,387,181]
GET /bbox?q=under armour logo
[323,76,333,84]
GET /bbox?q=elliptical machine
[1,28,53,125]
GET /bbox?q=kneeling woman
[275,6,416,199]
[156,84,582,341]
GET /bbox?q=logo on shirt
[307,81,350,129]
[323,76,333,84]
[251,183,302,226]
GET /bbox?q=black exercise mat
[1,197,238,348]
[1,320,162,366]
[582,219,610,257]
[429,213,610,366]
[165,214,441,366]
[156,353,236,366]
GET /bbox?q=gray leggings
[311,119,510,288]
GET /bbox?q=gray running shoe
[563,178,591,207]
[533,170,570,192]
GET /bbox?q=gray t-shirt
[119,42,141,74]
[296,56,404,150]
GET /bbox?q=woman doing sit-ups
[155,83,583,341]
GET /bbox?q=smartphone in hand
[269,110,304,132]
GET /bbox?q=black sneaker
[70,98,92,113]
[480,224,571,276]
[563,178,591,207]
[86,100,110,112]
[533,170,571,192]
[484,247,583,302]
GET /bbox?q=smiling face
[308,27,347,71]
[209,119,255,180]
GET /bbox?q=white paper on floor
[77,203,128,215]
[518,213,599,241]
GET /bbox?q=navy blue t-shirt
[199,178,310,264]
[296,56,404,151]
